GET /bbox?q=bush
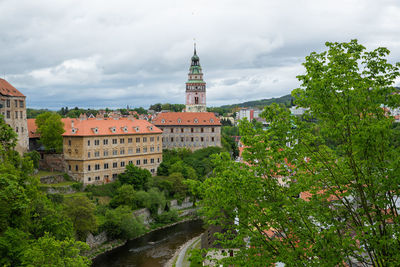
[85,182,119,197]
[24,151,40,169]
[71,182,83,191]
[101,206,145,239]
[63,173,73,181]
[47,193,64,204]
[154,209,179,224]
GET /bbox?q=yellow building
[62,117,162,184]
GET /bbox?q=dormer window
[177,118,181,123]
[122,126,128,133]
[210,119,214,123]
[161,119,165,123]
[135,127,140,132]
[194,119,198,123]
[109,127,116,133]
[92,127,99,134]
[148,126,153,131]
[72,128,77,134]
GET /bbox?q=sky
[1,0,400,109]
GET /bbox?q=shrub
[47,193,64,204]
[101,206,145,239]
[85,182,119,197]
[154,209,179,224]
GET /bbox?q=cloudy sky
[1,0,400,109]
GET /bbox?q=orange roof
[28,117,161,137]
[0,78,25,97]
[152,112,221,126]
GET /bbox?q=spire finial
[193,38,197,55]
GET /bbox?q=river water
[92,220,204,267]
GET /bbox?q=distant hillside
[221,94,294,109]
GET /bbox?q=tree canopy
[36,112,65,153]
[201,40,400,266]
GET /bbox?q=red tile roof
[0,78,25,97]
[152,112,221,126]
[28,117,161,138]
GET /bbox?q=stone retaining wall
[39,153,67,172]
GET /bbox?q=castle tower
[185,44,206,112]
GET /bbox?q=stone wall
[40,174,65,184]
[133,208,153,225]
[86,231,108,249]
[39,153,67,172]
[170,197,193,210]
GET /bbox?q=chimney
[71,120,74,128]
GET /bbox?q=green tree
[109,184,136,209]
[118,164,151,190]
[102,206,145,239]
[63,197,97,241]
[36,112,65,153]
[24,151,40,169]
[21,233,90,267]
[201,40,400,266]
[0,115,17,151]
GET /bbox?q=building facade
[62,118,163,184]
[185,45,207,112]
[0,78,28,154]
[152,112,221,151]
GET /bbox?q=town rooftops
[0,78,25,97]
[152,112,221,126]
[27,117,162,138]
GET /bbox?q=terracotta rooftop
[0,78,25,97]
[152,112,221,126]
[28,117,161,138]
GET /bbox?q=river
[92,220,204,267]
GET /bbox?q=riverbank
[165,233,202,267]
[88,216,200,261]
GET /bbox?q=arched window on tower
[195,97,199,104]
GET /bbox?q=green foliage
[189,248,205,267]
[109,184,136,209]
[154,209,178,224]
[36,112,65,153]
[201,40,400,266]
[71,182,83,191]
[85,182,119,197]
[133,188,166,214]
[26,108,51,119]
[118,164,151,190]
[47,193,64,204]
[149,103,185,112]
[21,233,90,267]
[220,94,294,110]
[63,197,97,241]
[102,206,145,239]
[0,115,17,151]
[24,151,40,169]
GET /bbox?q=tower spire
[194,42,197,55]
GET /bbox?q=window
[15,127,18,133]
[120,148,125,155]
[88,165,91,171]
[171,137,174,142]
[6,100,10,107]
[150,146,154,152]
[95,164,100,170]
[128,160,133,165]
[113,150,118,155]
[212,137,215,142]
[201,128,204,133]
[143,147,147,153]
[150,137,154,142]
[95,140,100,145]
[20,111,23,119]
[95,176,100,181]
[143,159,148,164]
[128,138,132,143]
[75,165,78,171]
[104,175,109,180]
[112,173,118,179]
[88,140,90,146]
[120,138,125,144]
[6,111,10,119]
[94,151,100,157]
[201,137,204,142]
[88,152,91,158]
[136,148,140,153]
[68,140,71,146]
[191,128,194,133]
[19,100,23,108]
[88,177,91,182]
[103,139,108,145]
[195,96,199,104]
[170,128,174,133]
[104,163,109,169]
[211,128,215,133]
[112,139,117,144]
[15,111,18,119]
[191,137,194,142]
[143,137,147,142]
[120,161,125,167]
[157,158,160,163]
[104,150,108,156]
[181,137,184,142]
[136,137,140,143]
[113,162,117,168]
[157,136,159,141]
[136,159,140,165]
[150,158,154,163]
[151,169,155,174]
[69,165,71,171]
[14,100,17,107]
[128,148,133,154]
[181,128,184,133]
